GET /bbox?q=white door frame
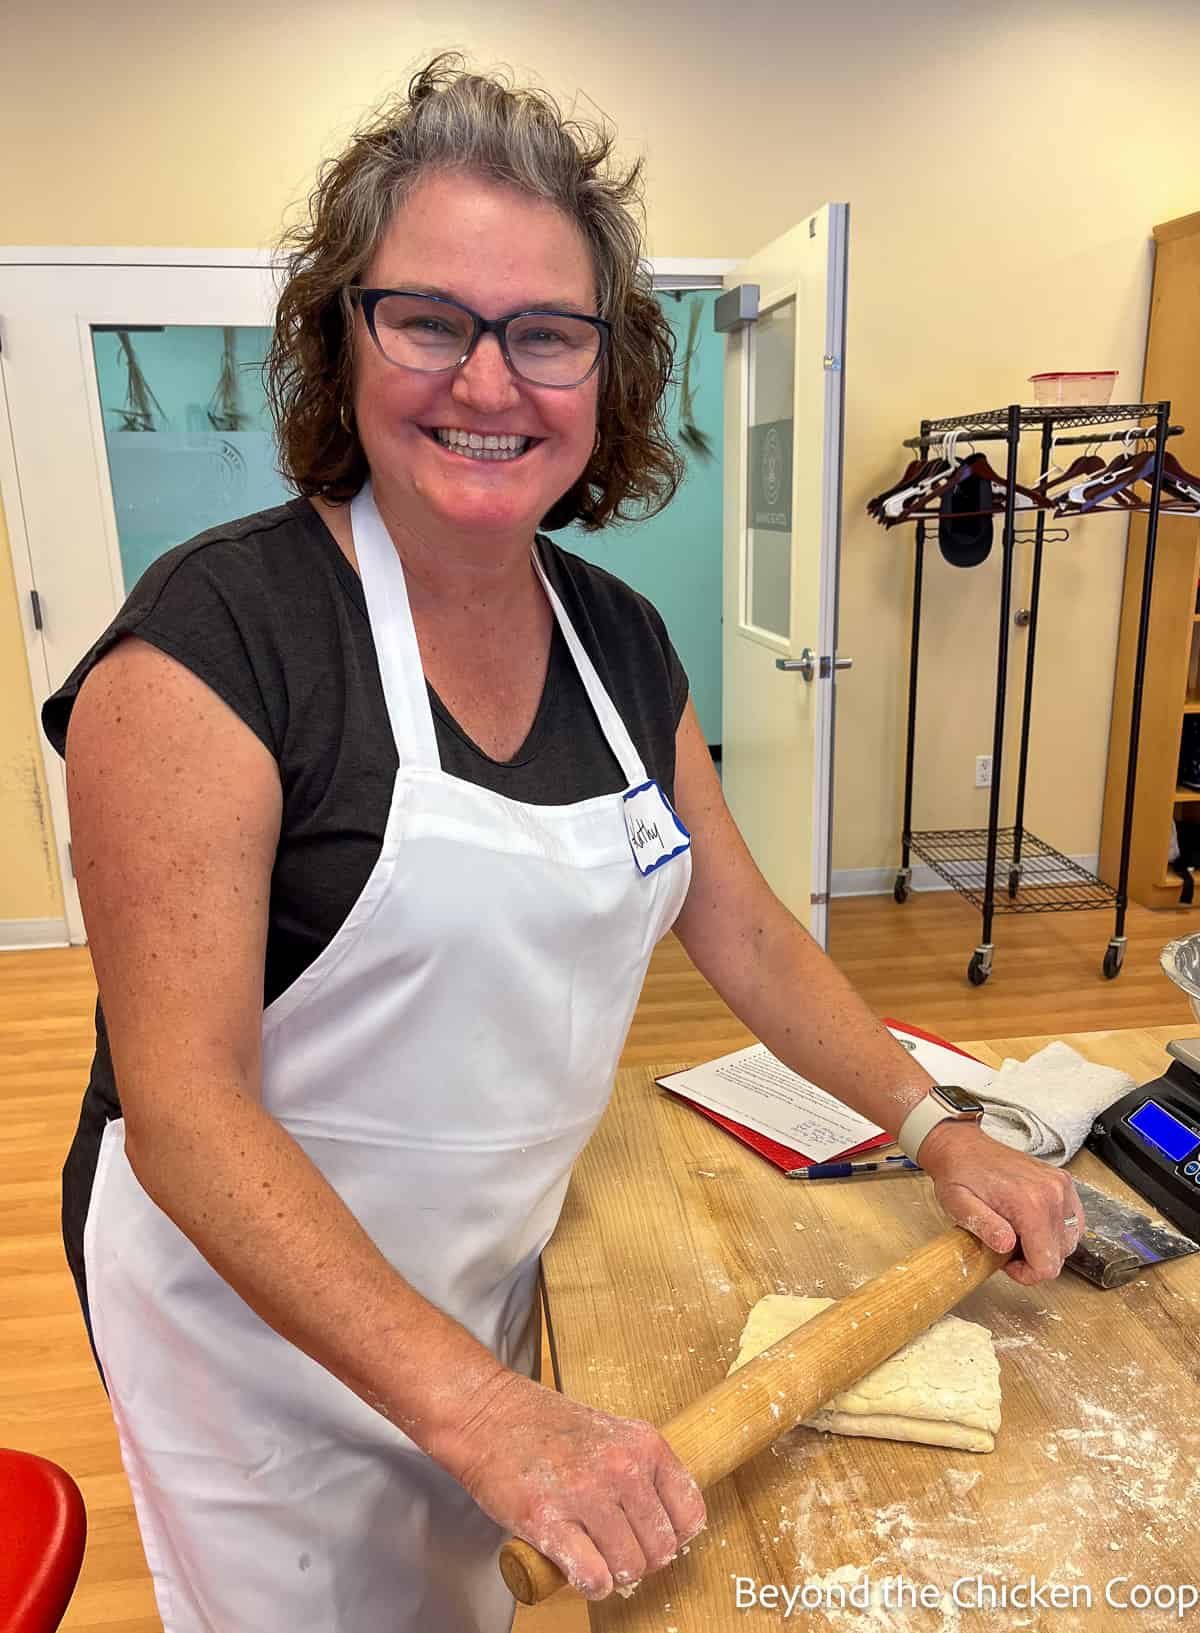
[719,207,848,948]
[812,212,850,946]
[0,249,736,945]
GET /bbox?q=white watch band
[897,1093,959,1160]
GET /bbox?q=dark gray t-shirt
[41,496,689,1341]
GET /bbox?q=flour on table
[728,1294,1001,1453]
[942,1467,981,1497]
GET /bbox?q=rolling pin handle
[499,1540,566,1605]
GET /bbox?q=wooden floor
[623,889,1196,1066]
[1,891,1194,1631]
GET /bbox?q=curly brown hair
[265,51,683,532]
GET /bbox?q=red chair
[0,1451,87,1633]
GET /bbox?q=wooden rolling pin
[499,1224,1011,1605]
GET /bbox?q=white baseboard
[0,918,71,951]
[832,855,1100,898]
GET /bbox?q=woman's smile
[418,424,546,464]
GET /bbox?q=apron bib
[84,484,691,1632]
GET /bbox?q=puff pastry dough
[728,1295,1001,1453]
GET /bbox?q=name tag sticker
[622,779,691,876]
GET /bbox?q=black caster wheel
[1102,944,1125,981]
[1007,868,1021,899]
[894,875,910,904]
[967,953,990,986]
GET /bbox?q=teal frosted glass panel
[91,325,293,593]
[746,299,794,640]
[557,291,724,746]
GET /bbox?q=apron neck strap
[530,549,647,789]
[350,484,441,769]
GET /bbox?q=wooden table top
[540,1026,1200,1632]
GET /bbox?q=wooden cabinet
[1100,210,1200,909]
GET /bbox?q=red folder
[659,1020,983,1175]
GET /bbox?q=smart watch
[897,1085,986,1161]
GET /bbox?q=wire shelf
[908,828,1118,914]
[919,403,1168,434]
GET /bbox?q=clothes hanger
[1111,430,1200,512]
[870,428,965,519]
[876,431,961,522]
[888,433,1053,525]
[868,454,939,517]
[869,457,929,517]
[1157,449,1200,513]
[924,455,1054,517]
[1074,460,1200,514]
[1055,430,1159,515]
[880,430,986,523]
[1036,437,1106,499]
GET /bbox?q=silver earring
[339,402,354,433]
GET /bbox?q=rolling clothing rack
[892,401,1177,985]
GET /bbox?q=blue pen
[786,1154,923,1180]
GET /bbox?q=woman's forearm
[718,913,938,1137]
[123,1078,510,1466]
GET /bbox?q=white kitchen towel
[977,1041,1135,1166]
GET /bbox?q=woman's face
[352,169,602,548]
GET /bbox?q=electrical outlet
[975,755,993,788]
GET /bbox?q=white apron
[84,484,692,1632]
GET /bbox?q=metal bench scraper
[1065,1177,1199,1289]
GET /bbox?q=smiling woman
[41,48,706,1633]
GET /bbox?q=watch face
[935,1084,985,1116]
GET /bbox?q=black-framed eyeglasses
[347,287,611,389]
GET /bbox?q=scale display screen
[1126,1100,1200,1163]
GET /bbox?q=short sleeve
[41,531,284,764]
[644,598,690,727]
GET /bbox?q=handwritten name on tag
[622,780,691,876]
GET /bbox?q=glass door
[91,322,289,592]
[745,296,796,642]
[0,254,282,939]
[719,204,849,948]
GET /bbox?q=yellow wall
[5,0,1200,926]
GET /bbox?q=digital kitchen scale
[1086,1037,1200,1240]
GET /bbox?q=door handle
[775,648,854,681]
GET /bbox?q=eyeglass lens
[370,294,601,386]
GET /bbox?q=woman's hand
[432,1370,705,1600]
[916,1122,1085,1285]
